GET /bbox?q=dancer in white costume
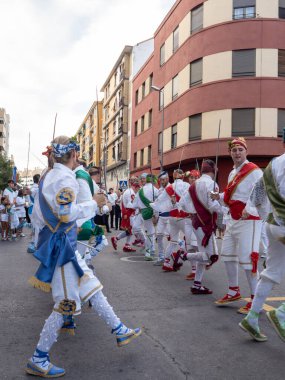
[133,174,159,261]
[179,160,222,294]
[239,153,285,342]
[212,137,263,315]
[26,136,141,378]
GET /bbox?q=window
[147,145,152,164]
[159,88,164,110]
[142,82,146,98]
[113,121,116,135]
[141,115,145,132]
[278,109,285,137]
[135,90,139,105]
[112,145,116,159]
[149,73,153,92]
[191,4,203,34]
[189,114,202,141]
[233,1,256,19]
[134,121,138,137]
[280,0,285,18]
[278,50,285,77]
[140,149,144,166]
[172,75,178,100]
[232,108,255,136]
[160,43,165,66]
[148,109,152,127]
[171,124,177,149]
[173,26,179,53]
[0,119,4,124]
[232,49,256,77]
[190,59,202,87]
[158,132,162,153]
[134,152,137,168]
[106,127,109,143]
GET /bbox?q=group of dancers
[24,134,285,377]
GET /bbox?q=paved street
[1,229,285,380]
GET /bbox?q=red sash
[121,197,135,233]
[165,185,190,218]
[189,182,217,247]
[165,184,181,202]
[224,162,260,221]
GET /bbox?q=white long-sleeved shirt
[179,174,222,214]
[246,153,285,225]
[220,160,263,217]
[32,163,96,231]
[121,188,135,209]
[132,183,159,210]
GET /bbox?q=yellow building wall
[203,51,232,83]
[202,109,232,139]
[164,81,172,107]
[256,49,278,77]
[165,34,172,62]
[179,65,190,95]
[143,146,148,166]
[179,12,190,46]
[256,0,278,18]
[163,127,171,152]
[255,108,278,137]
[177,118,188,146]
[204,0,232,28]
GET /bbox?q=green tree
[0,155,13,190]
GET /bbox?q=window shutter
[232,49,255,77]
[279,0,285,7]
[233,0,256,7]
[278,109,285,137]
[191,5,203,33]
[232,109,255,136]
[190,59,203,86]
[189,114,202,141]
[278,50,285,77]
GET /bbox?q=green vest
[75,169,94,196]
[263,160,285,226]
[138,188,153,220]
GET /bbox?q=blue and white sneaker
[112,323,142,347]
[26,349,65,378]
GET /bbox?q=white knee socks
[225,261,239,288]
[90,290,120,330]
[251,278,274,314]
[36,311,64,353]
[245,269,259,296]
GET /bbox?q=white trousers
[143,218,155,254]
[260,223,285,284]
[221,219,262,270]
[52,251,103,315]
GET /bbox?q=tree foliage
[0,155,13,190]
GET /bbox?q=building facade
[131,0,285,189]
[0,108,10,156]
[75,101,103,168]
[100,40,154,188]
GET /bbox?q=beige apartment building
[75,100,103,168]
[0,108,10,156]
[100,40,154,189]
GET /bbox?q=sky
[0,0,176,171]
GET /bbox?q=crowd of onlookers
[0,176,39,241]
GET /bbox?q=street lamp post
[151,85,164,171]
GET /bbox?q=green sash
[75,169,94,196]
[76,169,95,240]
[263,161,285,226]
[138,187,153,220]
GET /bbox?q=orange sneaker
[215,290,241,305]
[185,273,195,281]
[237,301,252,315]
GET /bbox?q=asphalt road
[0,229,285,380]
